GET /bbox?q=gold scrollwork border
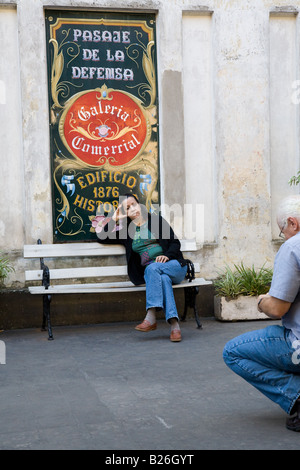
[50,18,154,43]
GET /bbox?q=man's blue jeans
[223,325,300,414]
[144,260,187,322]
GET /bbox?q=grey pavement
[0,317,299,451]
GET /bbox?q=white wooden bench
[24,239,212,340]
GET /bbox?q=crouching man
[223,194,300,431]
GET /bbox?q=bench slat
[25,265,128,281]
[24,243,126,258]
[28,278,212,294]
[24,240,198,259]
[25,262,200,282]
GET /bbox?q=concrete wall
[1,0,300,293]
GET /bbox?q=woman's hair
[277,194,300,229]
[122,193,139,203]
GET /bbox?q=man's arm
[257,294,291,319]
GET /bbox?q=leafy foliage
[289,171,300,186]
[214,263,273,299]
[0,253,14,281]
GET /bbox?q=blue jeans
[223,325,300,414]
[144,260,187,322]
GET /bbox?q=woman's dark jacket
[97,212,187,285]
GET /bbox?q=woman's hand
[155,255,169,263]
[112,205,127,222]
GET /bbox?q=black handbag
[185,259,195,282]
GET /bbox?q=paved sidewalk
[0,317,299,450]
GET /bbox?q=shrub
[214,263,273,299]
[0,252,14,282]
[289,172,300,186]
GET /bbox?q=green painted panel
[45,10,159,242]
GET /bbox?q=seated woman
[96,193,188,342]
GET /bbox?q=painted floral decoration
[89,215,122,233]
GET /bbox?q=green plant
[0,252,14,281]
[214,263,273,299]
[289,172,300,186]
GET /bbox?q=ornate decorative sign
[45,11,159,241]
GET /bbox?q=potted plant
[0,252,14,286]
[213,263,273,321]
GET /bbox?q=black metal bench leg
[181,286,202,329]
[42,294,54,340]
[181,292,188,322]
[193,299,203,329]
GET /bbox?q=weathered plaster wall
[0,7,24,249]
[161,69,186,206]
[1,0,300,289]
[211,3,272,268]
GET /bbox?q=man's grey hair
[277,194,300,229]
